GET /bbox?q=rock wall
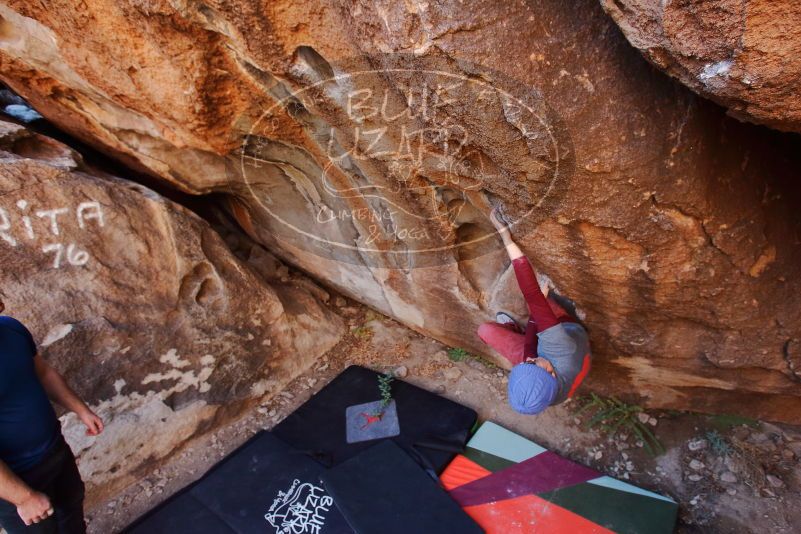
[600,0,801,133]
[0,120,344,503]
[0,0,799,423]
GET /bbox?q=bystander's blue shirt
[0,316,59,472]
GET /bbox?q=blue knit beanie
[508,362,558,414]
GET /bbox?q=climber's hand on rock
[490,207,510,233]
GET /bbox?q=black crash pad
[124,431,353,534]
[273,365,477,474]
[321,440,483,534]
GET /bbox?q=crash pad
[321,440,483,534]
[273,365,477,473]
[441,422,678,534]
[124,432,353,534]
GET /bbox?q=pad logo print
[264,479,333,534]
[345,400,400,444]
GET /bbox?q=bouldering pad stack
[126,367,678,533]
[125,366,480,533]
[440,422,679,533]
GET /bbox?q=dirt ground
[87,300,801,533]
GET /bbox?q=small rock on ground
[689,459,705,470]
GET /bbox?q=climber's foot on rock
[496,311,520,330]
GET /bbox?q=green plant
[350,325,373,339]
[364,309,384,322]
[447,347,471,361]
[371,372,395,418]
[446,347,501,370]
[707,414,758,431]
[576,393,665,456]
[378,372,394,409]
[706,429,732,456]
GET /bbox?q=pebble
[726,488,737,496]
[432,350,449,364]
[648,417,658,426]
[496,370,504,377]
[731,426,751,440]
[394,365,408,378]
[637,413,650,424]
[334,296,347,307]
[689,459,705,471]
[766,474,784,488]
[787,441,801,456]
[688,438,708,452]
[625,461,634,471]
[688,474,703,482]
[724,456,739,472]
[444,367,463,381]
[594,451,603,460]
[720,471,737,483]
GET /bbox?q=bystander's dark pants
[0,436,86,534]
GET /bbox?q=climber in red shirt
[477,208,592,414]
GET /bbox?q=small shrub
[707,414,758,431]
[576,393,665,456]
[446,347,500,370]
[371,372,395,418]
[350,325,373,339]
[447,347,471,361]
[706,430,731,456]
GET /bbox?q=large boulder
[0,120,344,503]
[600,0,801,133]
[0,0,799,423]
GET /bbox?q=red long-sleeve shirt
[512,257,559,359]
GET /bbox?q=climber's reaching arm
[490,207,558,334]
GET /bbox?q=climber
[477,207,591,415]
[0,297,104,533]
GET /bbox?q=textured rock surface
[0,120,344,503]
[600,0,801,133]
[0,0,799,424]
